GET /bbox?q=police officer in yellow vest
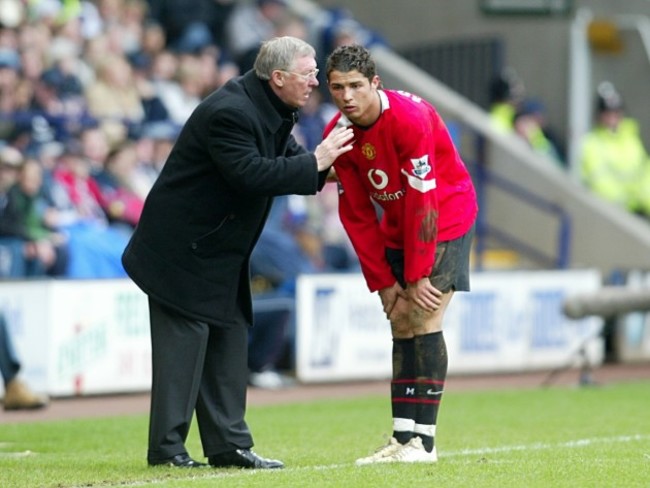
[580,82,650,217]
[488,69,525,133]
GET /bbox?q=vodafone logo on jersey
[367,169,405,202]
[367,169,388,190]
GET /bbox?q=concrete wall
[313,0,650,152]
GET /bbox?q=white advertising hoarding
[296,269,605,382]
[0,269,606,396]
[0,280,151,397]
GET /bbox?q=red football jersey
[324,89,478,292]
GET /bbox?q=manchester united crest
[361,143,376,160]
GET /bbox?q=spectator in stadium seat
[0,145,27,277]
[0,312,49,411]
[49,144,130,278]
[121,36,353,469]
[133,20,167,68]
[0,157,69,277]
[513,99,565,167]
[0,48,33,117]
[129,51,171,125]
[94,141,145,231]
[77,123,112,175]
[225,0,289,72]
[131,120,180,194]
[194,44,240,96]
[84,53,146,126]
[154,55,203,125]
[323,44,477,465]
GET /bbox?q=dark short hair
[326,44,376,80]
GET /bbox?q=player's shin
[414,331,447,452]
[391,337,417,444]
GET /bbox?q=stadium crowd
[0,0,389,394]
[2,0,649,394]
[2,1,648,284]
[0,0,387,281]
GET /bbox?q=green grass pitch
[1,380,649,487]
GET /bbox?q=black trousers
[147,297,253,462]
[0,314,20,385]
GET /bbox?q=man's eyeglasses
[280,68,320,81]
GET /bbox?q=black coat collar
[241,70,298,132]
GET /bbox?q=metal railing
[470,136,573,270]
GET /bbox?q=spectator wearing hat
[580,81,650,218]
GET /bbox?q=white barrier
[0,279,151,397]
[0,269,605,396]
[296,269,605,382]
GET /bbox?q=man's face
[0,163,18,190]
[274,55,319,109]
[327,69,380,126]
[599,109,623,131]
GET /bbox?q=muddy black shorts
[385,226,474,293]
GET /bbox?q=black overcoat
[122,70,325,326]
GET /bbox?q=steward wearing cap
[580,82,650,215]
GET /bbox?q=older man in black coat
[122,36,353,469]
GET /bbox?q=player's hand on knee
[379,282,406,318]
[407,279,442,312]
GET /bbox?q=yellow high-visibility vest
[580,118,649,212]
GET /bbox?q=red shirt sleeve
[335,156,396,292]
[395,108,441,284]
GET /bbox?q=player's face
[327,70,381,126]
[273,55,320,109]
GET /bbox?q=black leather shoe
[148,453,207,468]
[209,449,284,469]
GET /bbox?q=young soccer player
[323,44,478,464]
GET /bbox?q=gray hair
[254,36,316,80]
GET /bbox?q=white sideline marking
[67,434,650,487]
[0,450,34,458]
[442,434,650,458]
